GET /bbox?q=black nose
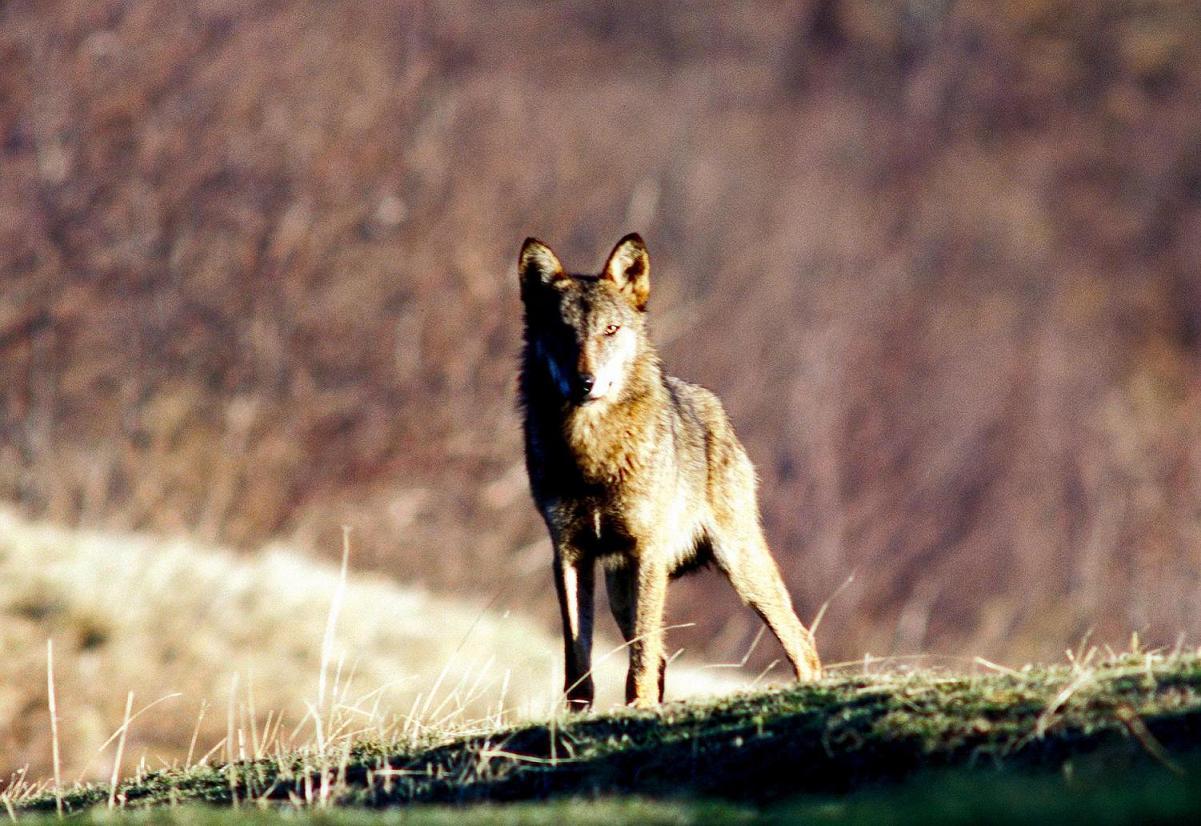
[579,374,595,395]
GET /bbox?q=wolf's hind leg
[606,566,666,704]
[554,551,596,709]
[626,554,670,708]
[712,530,822,681]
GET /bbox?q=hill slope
[15,652,1201,818]
[0,509,736,781]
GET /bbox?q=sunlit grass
[4,511,1199,822]
[8,644,1201,819]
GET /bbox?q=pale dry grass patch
[0,508,740,788]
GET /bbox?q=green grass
[13,653,1201,822]
[17,761,1201,825]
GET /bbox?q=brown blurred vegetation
[3,0,1201,668]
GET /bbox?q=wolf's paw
[795,659,823,682]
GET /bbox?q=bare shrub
[1,1,1199,676]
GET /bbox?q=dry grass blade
[703,625,767,671]
[1035,671,1095,738]
[974,657,1021,676]
[318,527,352,711]
[46,640,62,818]
[96,693,183,753]
[186,700,208,768]
[108,691,134,809]
[1115,704,1185,776]
[226,674,239,808]
[810,571,856,637]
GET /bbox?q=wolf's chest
[562,408,650,484]
[558,501,637,563]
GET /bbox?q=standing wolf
[518,233,822,710]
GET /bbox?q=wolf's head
[519,234,652,407]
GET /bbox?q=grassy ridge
[14,766,1201,825]
[17,653,1201,817]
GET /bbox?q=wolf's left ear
[519,238,568,294]
[602,233,650,311]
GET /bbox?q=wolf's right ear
[519,238,568,294]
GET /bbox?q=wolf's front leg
[629,554,669,709]
[553,550,595,710]
[606,566,666,705]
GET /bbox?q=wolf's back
[659,375,756,500]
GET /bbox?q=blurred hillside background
[3,0,1201,745]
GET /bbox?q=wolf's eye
[603,324,620,336]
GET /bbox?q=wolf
[518,233,822,710]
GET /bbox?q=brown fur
[518,233,821,709]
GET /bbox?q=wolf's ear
[519,238,567,294]
[601,233,650,311]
